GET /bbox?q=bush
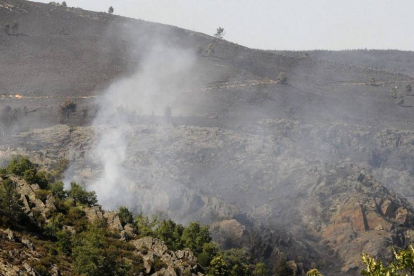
[405,84,412,95]
[390,86,398,98]
[59,99,77,120]
[118,206,133,227]
[49,181,67,200]
[108,6,114,14]
[11,21,18,34]
[69,182,97,207]
[396,94,404,106]
[181,222,211,255]
[205,43,215,56]
[277,72,288,85]
[3,22,11,35]
[154,219,184,251]
[6,156,37,176]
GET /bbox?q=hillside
[2,0,414,275]
[273,50,414,77]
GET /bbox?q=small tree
[108,6,114,14]
[60,99,77,119]
[0,179,25,227]
[277,72,288,85]
[306,269,323,276]
[405,84,412,95]
[11,21,19,35]
[369,77,377,86]
[205,43,216,56]
[3,22,11,35]
[396,94,404,106]
[214,27,225,39]
[118,206,133,227]
[253,263,269,276]
[164,106,172,123]
[69,182,98,207]
[61,1,67,7]
[390,86,398,98]
[181,222,211,255]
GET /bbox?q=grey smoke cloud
[85,44,197,210]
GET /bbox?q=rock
[51,265,61,276]
[23,262,36,276]
[3,229,15,241]
[103,211,123,232]
[395,207,409,225]
[131,236,154,251]
[124,223,136,237]
[83,206,105,222]
[21,236,34,251]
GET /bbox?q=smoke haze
[85,44,197,210]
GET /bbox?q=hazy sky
[33,0,414,51]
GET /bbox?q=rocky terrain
[2,0,414,275]
[0,174,205,275]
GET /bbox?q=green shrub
[118,206,133,227]
[277,72,288,85]
[181,222,211,255]
[0,179,25,227]
[69,182,97,207]
[49,181,67,200]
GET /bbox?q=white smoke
[87,44,197,210]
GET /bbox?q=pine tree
[0,179,25,226]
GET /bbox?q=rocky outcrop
[131,237,203,276]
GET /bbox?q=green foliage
[44,213,65,237]
[63,207,89,232]
[0,179,25,227]
[154,219,184,250]
[391,246,414,275]
[277,72,288,85]
[307,269,323,276]
[361,253,396,276]
[49,181,67,200]
[61,1,67,7]
[118,206,134,227]
[198,243,220,267]
[253,262,269,276]
[3,156,48,188]
[181,222,212,255]
[108,6,114,14]
[35,189,51,203]
[135,213,158,237]
[56,230,73,255]
[207,256,229,276]
[69,182,97,206]
[6,156,37,176]
[72,225,117,276]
